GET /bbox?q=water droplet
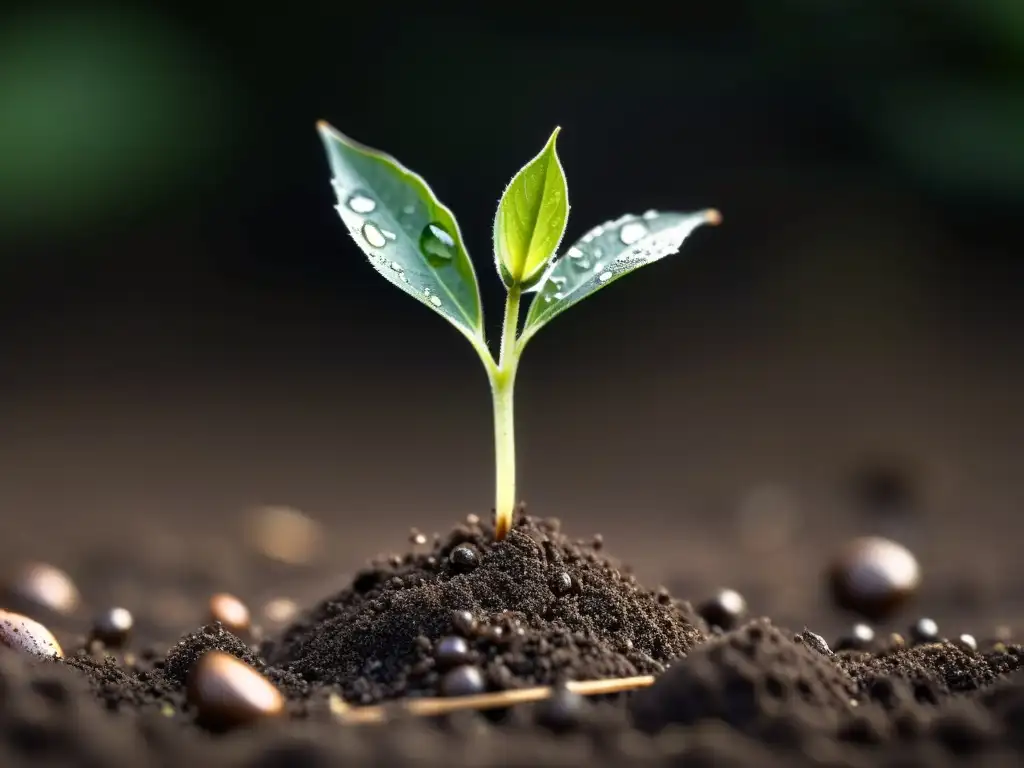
[423,286,442,307]
[420,222,457,266]
[362,222,387,248]
[642,209,659,221]
[382,229,397,241]
[567,247,592,271]
[402,204,416,216]
[347,192,376,214]
[619,222,647,245]
[550,275,568,288]
[598,271,613,283]
[553,291,564,300]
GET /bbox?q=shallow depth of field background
[0,2,1022,642]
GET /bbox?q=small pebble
[910,617,940,645]
[435,635,471,669]
[535,683,586,733]
[552,572,573,596]
[954,634,978,653]
[697,588,747,631]
[451,610,478,637]
[91,607,134,648]
[828,536,920,621]
[835,623,875,652]
[263,598,298,625]
[4,562,80,616]
[245,505,322,565]
[186,651,284,730]
[0,609,63,657]
[440,664,485,697]
[449,545,480,572]
[209,593,251,636]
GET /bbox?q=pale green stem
[491,284,522,540]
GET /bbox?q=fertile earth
[1,510,1023,767]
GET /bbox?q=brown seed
[186,651,283,730]
[4,562,80,616]
[0,609,63,657]
[828,536,920,621]
[209,593,251,636]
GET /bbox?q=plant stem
[491,284,522,541]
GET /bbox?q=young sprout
[317,122,720,541]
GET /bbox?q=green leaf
[493,127,569,289]
[317,121,485,345]
[520,209,720,347]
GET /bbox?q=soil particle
[266,515,704,703]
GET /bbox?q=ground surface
[1,266,1023,765]
[1,503,1024,767]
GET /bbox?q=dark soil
[3,512,1024,767]
[267,515,703,701]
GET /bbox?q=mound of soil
[265,514,705,702]
[1,513,1024,767]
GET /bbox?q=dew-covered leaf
[493,127,569,288]
[520,209,720,346]
[318,121,485,344]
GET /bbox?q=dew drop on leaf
[619,221,647,245]
[419,222,457,266]
[347,192,377,213]
[642,209,659,221]
[423,287,443,308]
[598,271,613,283]
[566,246,592,271]
[362,222,387,248]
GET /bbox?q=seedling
[317,122,720,541]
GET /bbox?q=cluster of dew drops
[336,180,679,308]
[335,182,459,309]
[539,210,672,304]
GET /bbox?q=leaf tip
[703,208,723,226]
[548,125,563,149]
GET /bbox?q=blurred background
[0,1,1022,644]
